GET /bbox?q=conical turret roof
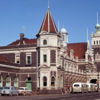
[39,8,58,33]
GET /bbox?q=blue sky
[0,0,100,46]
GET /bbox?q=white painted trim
[0,47,36,54]
[0,64,19,69]
[19,67,36,69]
[0,64,36,70]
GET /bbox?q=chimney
[20,33,24,45]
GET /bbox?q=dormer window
[43,39,47,45]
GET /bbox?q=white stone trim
[0,64,36,70]
[0,47,36,54]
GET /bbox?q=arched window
[14,77,18,87]
[0,76,2,87]
[43,76,47,86]
[6,76,11,86]
[26,77,32,90]
[94,41,95,45]
[97,41,98,45]
[51,77,55,87]
[43,40,47,45]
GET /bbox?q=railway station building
[0,6,99,93]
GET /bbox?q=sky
[0,0,100,46]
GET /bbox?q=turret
[95,12,100,35]
[60,27,68,46]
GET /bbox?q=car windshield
[74,84,80,87]
[4,87,10,89]
[0,87,3,89]
[25,88,29,90]
[18,88,24,90]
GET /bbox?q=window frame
[43,54,47,63]
[51,76,55,87]
[15,54,20,64]
[26,55,32,65]
[43,76,47,87]
[43,39,47,45]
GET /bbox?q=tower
[37,7,63,90]
[91,13,100,72]
[60,27,68,47]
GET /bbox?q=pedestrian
[61,88,65,95]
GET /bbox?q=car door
[13,87,16,94]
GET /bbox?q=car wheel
[24,92,26,96]
[16,93,18,96]
[10,93,13,96]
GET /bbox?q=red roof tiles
[39,8,58,33]
[67,42,87,59]
[8,38,37,46]
[0,55,9,62]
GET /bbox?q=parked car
[1,86,18,96]
[18,87,32,96]
[0,87,4,95]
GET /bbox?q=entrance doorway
[26,77,32,90]
[6,76,11,86]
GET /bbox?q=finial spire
[86,28,90,50]
[87,28,88,42]
[97,12,98,24]
[48,0,50,9]
[58,20,59,32]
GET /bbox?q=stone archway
[14,77,18,87]
[26,77,32,90]
[6,76,11,86]
[51,76,55,87]
[0,76,3,87]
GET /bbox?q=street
[0,92,100,100]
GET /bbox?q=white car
[18,87,32,96]
[1,86,18,96]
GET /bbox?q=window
[43,55,47,62]
[43,76,47,86]
[97,41,98,45]
[62,35,64,41]
[0,76,2,87]
[15,56,20,64]
[43,39,47,45]
[51,77,55,87]
[26,56,31,65]
[94,41,95,45]
[14,77,18,87]
[6,76,11,86]
[74,84,79,87]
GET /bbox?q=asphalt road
[0,92,100,100]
